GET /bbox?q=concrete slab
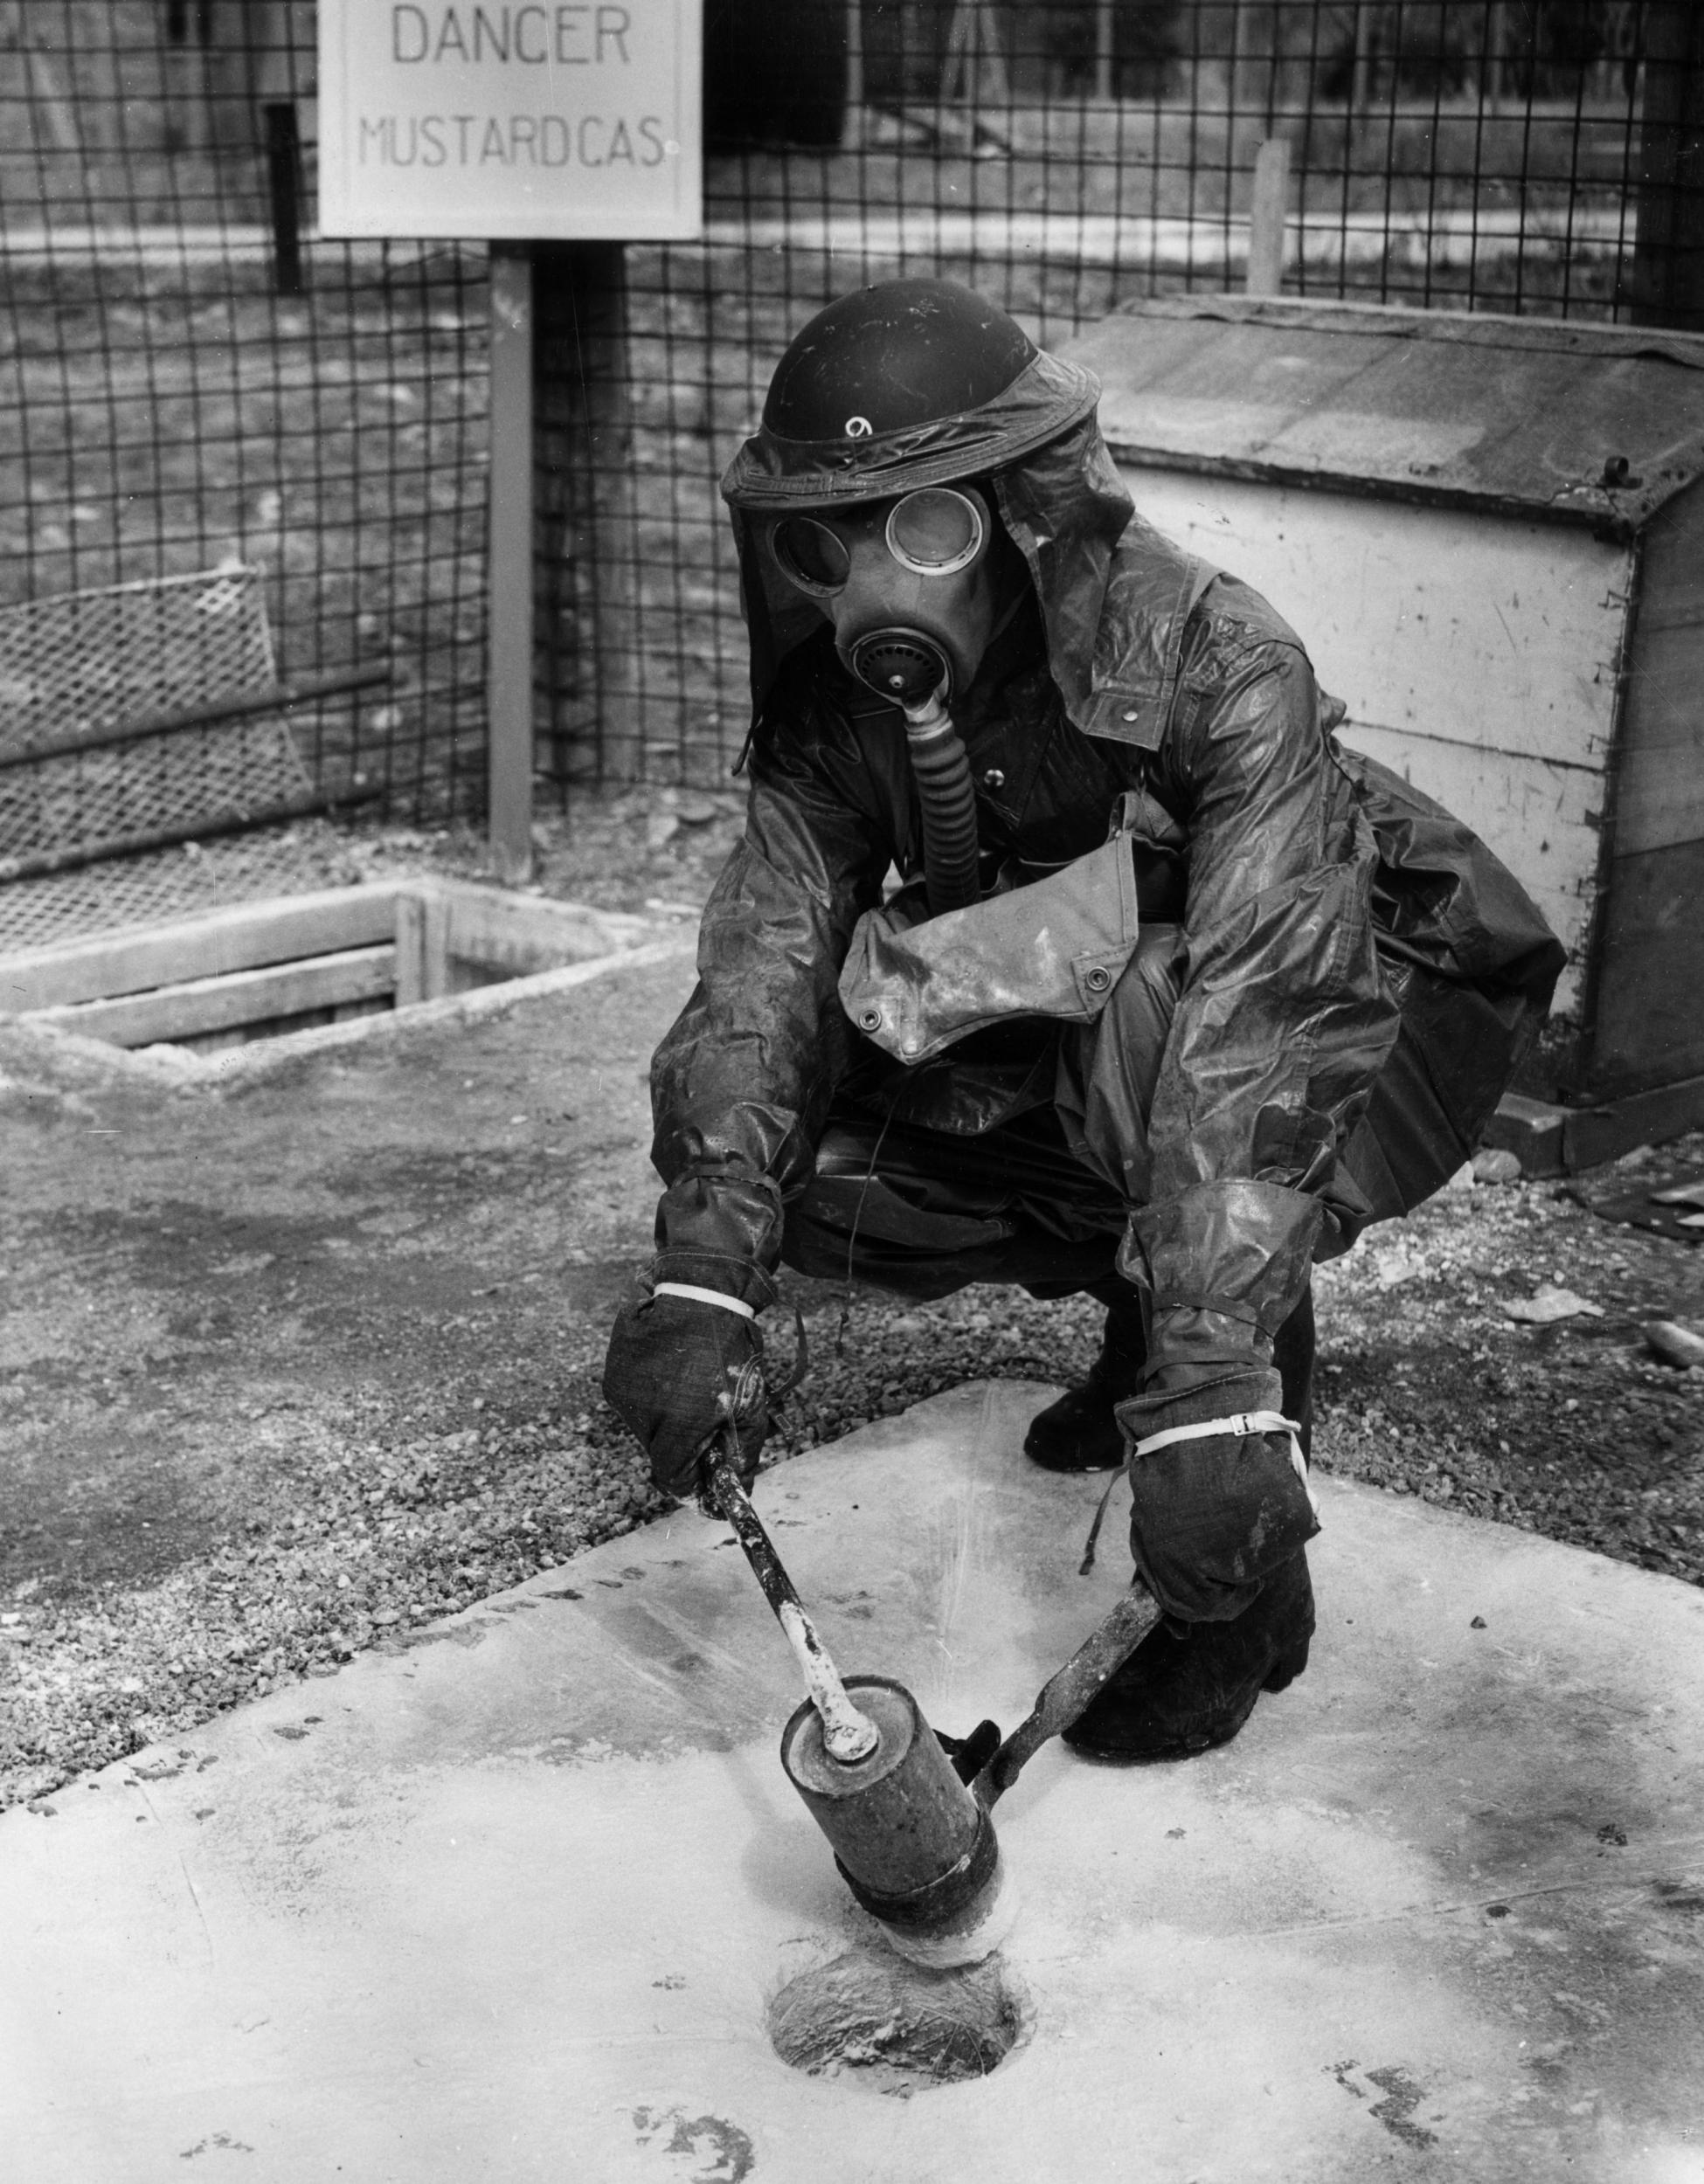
[4,1381,1702,2183]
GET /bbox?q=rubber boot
[1062,1550,1315,1761]
[1022,1277,1146,1473]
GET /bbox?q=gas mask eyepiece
[883,486,987,576]
[770,514,852,596]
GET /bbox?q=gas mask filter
[768,485,998,708]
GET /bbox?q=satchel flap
[839,829,1141,1067]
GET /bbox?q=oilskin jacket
[648,358,1565,1386]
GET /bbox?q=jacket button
[1084,965,1112,993]
[981,767,1006,791]
[858,1007,883,1032]
[1121,708,1139,724]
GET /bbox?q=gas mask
[770,483,1001,919]
[767,484,1000,708]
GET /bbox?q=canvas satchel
[837,795,1145,1067]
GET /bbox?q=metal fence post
[488,245,536,884]
[262,101,302,298]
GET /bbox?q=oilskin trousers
[778,1021,1318,1445]
[779,914,1321,1430]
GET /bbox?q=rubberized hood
[724,285,1139,735]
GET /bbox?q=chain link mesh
[0,819,358,957]
[0,565,275,743]
[0,565,314,870]
[3,3,1699,819]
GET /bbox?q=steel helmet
[724,277,1098,511]
[722,278,1146,747]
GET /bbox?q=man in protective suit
[604,278,1564,1761]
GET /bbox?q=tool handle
[972,1580,1162,1807]
[706,1448,880,1766]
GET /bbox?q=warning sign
[317,3,703,239]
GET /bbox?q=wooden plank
[1071,301,1704,529]
[1124,469,1628,773]
[1587,833,1704,1093]
[1563,1071,1704,1171]
[178,993,391,1059]
[1245,138,1291,299]
[420,888,451,1001]
[28,945,396,1047]
[440,886,624,976]
[0,885,400,1015]
[394,894,427,1009]
[1605,488,1704,859]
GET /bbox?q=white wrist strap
[1132,1410,1319,1516]
[654,1282,757,1320]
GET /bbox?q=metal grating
[0,720,315,864]
[0,819,358,957]
[0,565,276,743]
[0,564,315,876]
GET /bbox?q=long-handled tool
[708,1445,1162,1968]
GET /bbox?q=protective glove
[601,1256,776,1501]
[1116,1367,1320,1624]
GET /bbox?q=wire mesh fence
[3,2,1701,845]
[551,0,1700,791]
[0,0,489,857]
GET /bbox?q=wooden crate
[0,880,644,1054]
[1063,296,1704,1158]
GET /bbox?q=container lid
[1063,295,1704,536]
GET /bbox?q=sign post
[318,2,703,878]
[487,245,537,882]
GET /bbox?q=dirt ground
[3,799,1703,1811]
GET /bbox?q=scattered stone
[1503,1287,1604,1324]
[1645,1321,1704,1371]
[1472,1148,1522,1185]
[1470,1615,1487,1629]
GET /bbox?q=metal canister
[780,1675,994,1925]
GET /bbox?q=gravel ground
[3,796,1702,1810]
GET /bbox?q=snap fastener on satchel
[1084,964,1112,994]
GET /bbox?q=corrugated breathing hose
[903,688,981,917]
